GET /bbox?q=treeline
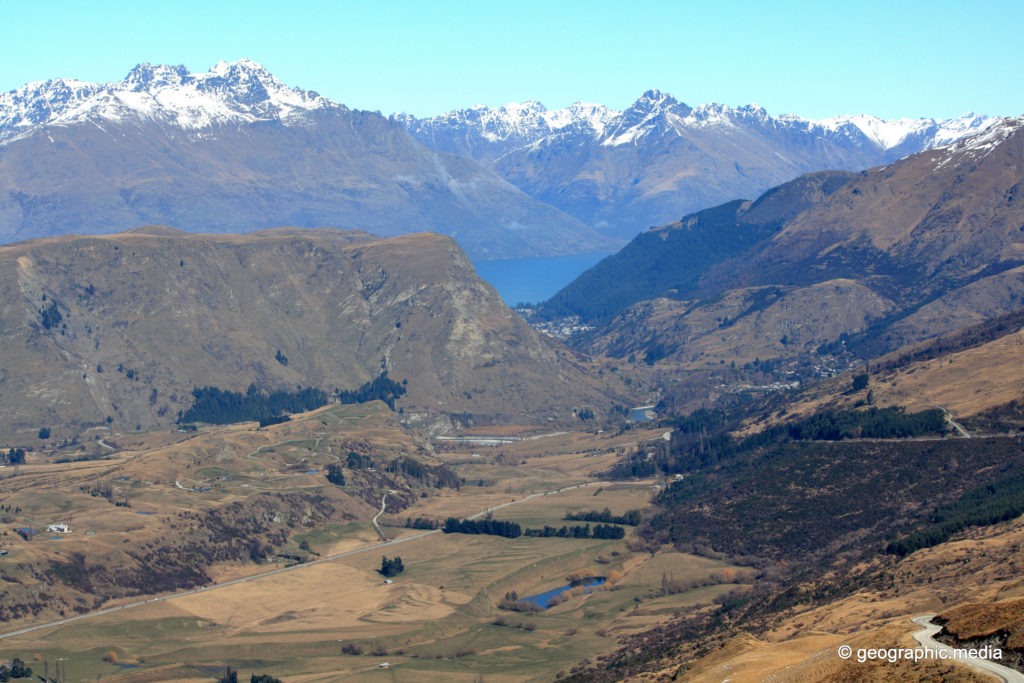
[785,406,947,441]
[640,435,1024,564]
[178,372,408,426]
[179,384,329,425]
[607,405,948,479]
[338,372,406,409]
[961,398,1024,433]
[442,517,626,540]
[887,466,1024,556]
[524,524,625,539]
[565,508,643,525]
[443,517,522,538]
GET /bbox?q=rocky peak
[630,89,686,114]
[124,63,192,91]
[0,59,332,141]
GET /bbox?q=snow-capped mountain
[0,61,618,258]
[392,100,618,164]
[398,92,1000,240]
[0,60,334,143]
[0,64,1005,253]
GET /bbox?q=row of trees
[443,517,522,538]
[565,508,643,525]
[443,517,628,540]
[404,517,439,529]
[219,667,281,683]
[524,524,625,539]
[0,448,26,465]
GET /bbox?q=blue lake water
[472,252,613,306]
[520,577,606,609]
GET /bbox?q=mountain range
[0,60,1000,257]
[540,116,1024,379]
[397,91,997,240]
[0,60,614,259]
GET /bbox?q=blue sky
[2,0,1021,120]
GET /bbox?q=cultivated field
[0,406,741,681]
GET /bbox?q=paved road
[912,614,1024,683]
[0,479,606,642]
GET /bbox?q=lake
[471,252,613,306]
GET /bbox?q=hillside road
[911,614,1024,683]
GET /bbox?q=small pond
[520,577,606,609]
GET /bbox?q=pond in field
[520,577,606,609]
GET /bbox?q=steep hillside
[551,118,1024,368]
[0,61,617,259]
[0,227,629,442]
[400,91,996,240]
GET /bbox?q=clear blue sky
[2,0,1021,120]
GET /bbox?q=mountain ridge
[398,91,1001,240]
[0,60,620,258]
[0,227,630,441]
[540,117,1024,377]
[3,61,999,253]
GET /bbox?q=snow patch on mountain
[933,116,1022,169]
[402,91,999,156]
[0,59,335,143]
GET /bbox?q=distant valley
[4,58,1024,683]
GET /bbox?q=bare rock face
[0,228,627,441]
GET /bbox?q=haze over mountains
[0,60,999,258]
[0,60,614,259]
[398,91,997,240]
